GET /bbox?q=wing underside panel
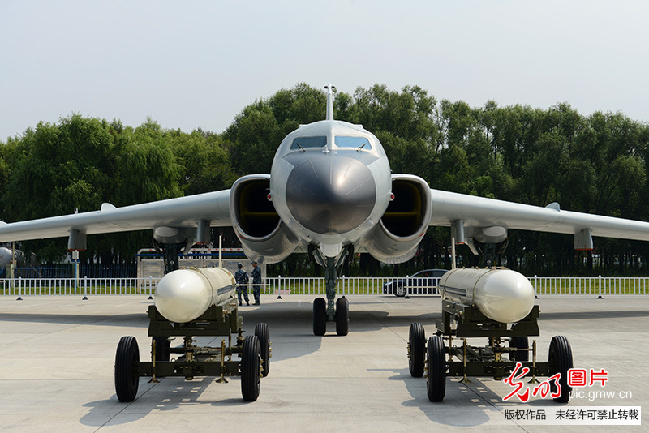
[0,190,232,242]
[429,188,649,242]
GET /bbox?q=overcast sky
[2,0,648,141]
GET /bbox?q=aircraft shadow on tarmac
[237,299,438,363]
[75,296,598,428]
[240,297,439,327]
[0,312,149,327]
[539,310,649,321]
[2,302,644,328]
[76,298,440,427]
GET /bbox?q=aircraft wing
[429,188,649,242]
[0,190,231,242]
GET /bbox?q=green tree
[225,83,329,175]
[348,85,438,143]
[3,115,116,221]
[112,119,181,206]
[169,129,236,195]
[1,116,119,261]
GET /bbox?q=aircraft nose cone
[286,154,376,235]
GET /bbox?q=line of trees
[2,83,649,277]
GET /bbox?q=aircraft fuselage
[270,119,392,258]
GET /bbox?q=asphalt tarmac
[0,293,646,432]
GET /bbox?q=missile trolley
[408,268,573,403]
[114,268,271,402]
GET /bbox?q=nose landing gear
[311,251,351,336]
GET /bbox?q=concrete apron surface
[0,294,647,432]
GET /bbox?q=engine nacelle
[230,175,298,264]
[361,175,432,264]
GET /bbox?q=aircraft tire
[409,322,426,377]
[255,323,271,377]
[313,298,326,336]
[509,336,529,362]
[241,335,261,401]
[336,297,349,336]
[114,336,140,402]
[548,336,573,403]
[427,335,446,402]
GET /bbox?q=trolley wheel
[336,297,349,336]
[548,336,573,403]
[255,323,271,377]
[427,335,446,402]
[509,336,529,362]
[408,322,426,377]
[154,336,170,362]
[241,335,261,401]
[114,336,140,402]
[313,298,326,336]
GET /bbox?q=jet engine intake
[361,175,432,264]
[231,175,298,263]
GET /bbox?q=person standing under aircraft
[251,261,261,305]
[234,263,249,306]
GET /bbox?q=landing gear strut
[311,249,350,336]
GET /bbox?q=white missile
[439,268,535,323]
[154,267,237,323]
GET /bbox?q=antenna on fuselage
[324,84,336,120]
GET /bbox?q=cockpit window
[335,136,372,150]
[290,136,327,150]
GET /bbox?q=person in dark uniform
[251,261,262,305]
[234,263,249,306]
